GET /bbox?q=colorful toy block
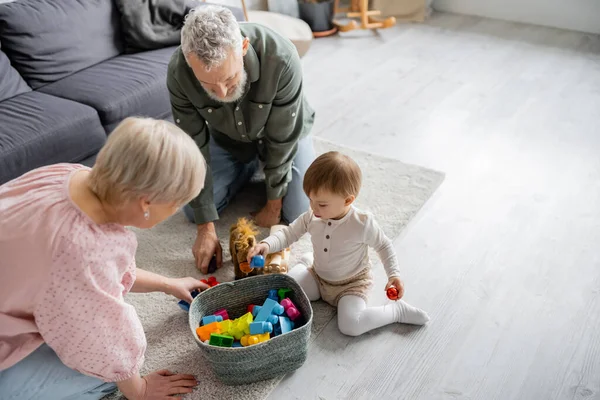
[279,316,294,334]
[386,286,399,301]
[278,288,292,301]
[202,315,223,326]
[251,255,265,268]
[280,298,301,321]
[250,321,273,335]
[207,254,218,273]
[255,298,284,322]
[241,333,270,347]
[232,341,243,348]
[209,333,234,347]
[196,321,222,342]
[268,289,279,302]
[177,289,200,312]
[229,312,254,340]
[200,276,220,288]
[214,308,229,321]
[219,319,233,336]
[247,304,257,314]
[251,305,261,317]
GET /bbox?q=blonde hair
[303,151,362,198]
[89,117,206,206]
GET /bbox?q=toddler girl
[248,151,429,336]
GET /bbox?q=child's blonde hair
[89,117,206,206]
[303,151,362,198]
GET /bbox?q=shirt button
[208,109,213,113]
[324,248,328,252]
[258,140,263,144]
[328,222,332,226]
[176,119,180,123]
[259,105,263,109]
[238,121,242,125]
[326,235,330,239]
[242,135,246,138]
[236,107,239,111]
[292,112,296,117]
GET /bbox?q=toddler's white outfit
[262,206,429,336]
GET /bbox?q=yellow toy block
[230,312,254,340]
[241,333,270,347]
[219,320,233,336]
[196,321,222,342]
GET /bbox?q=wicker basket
[188,274,313,385]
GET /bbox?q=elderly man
[167,5,316,273]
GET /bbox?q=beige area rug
[107,137,444,400]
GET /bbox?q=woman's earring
[144,210,150,220]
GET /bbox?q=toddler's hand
[247,242,270,264]
[385,277,405,300]
[165,277,209,303]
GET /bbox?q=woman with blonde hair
[0,117,207,399]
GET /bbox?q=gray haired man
[167,5,316,273]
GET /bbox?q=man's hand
[251,199,282,228]
[193,222,223,273]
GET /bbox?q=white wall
[209,0,267,11]
[433,0,600,34]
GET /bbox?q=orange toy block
[196,321,222,342]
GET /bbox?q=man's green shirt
[167,23,315,224]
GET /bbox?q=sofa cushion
[0,92,106,185]
[39,47,177,133]
[0,43,30,102]
[0,0,123,89]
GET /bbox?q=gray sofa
[0,0,244,185]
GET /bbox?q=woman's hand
[246,242,270,264]
[165,277,209,303]
[385,277,405,300]
[118,370,198,400]
[142,370,198,399]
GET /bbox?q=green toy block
[209,333,234,347]
[278,288,292,301]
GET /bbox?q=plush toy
[229,217,261,280]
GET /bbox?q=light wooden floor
[268,12,600,400]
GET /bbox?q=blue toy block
[207,255,218,273]
[250,321,273,335]
[178,300,190,312]
[267,314,278,325]
[232,341,243,348]
[279,316,294,334]
[202,315,223,326]
[268,289,279,302]
[252,305,262,317]
[177,289,200,312]
[273,324,282,336]
[251,255,265,268]
[255,298,284,322]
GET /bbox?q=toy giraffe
[333,0,396,32]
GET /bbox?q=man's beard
[204,69,248,104]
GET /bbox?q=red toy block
[247,304,256,314]
[201,277,220,288]
[387,287,399,301]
